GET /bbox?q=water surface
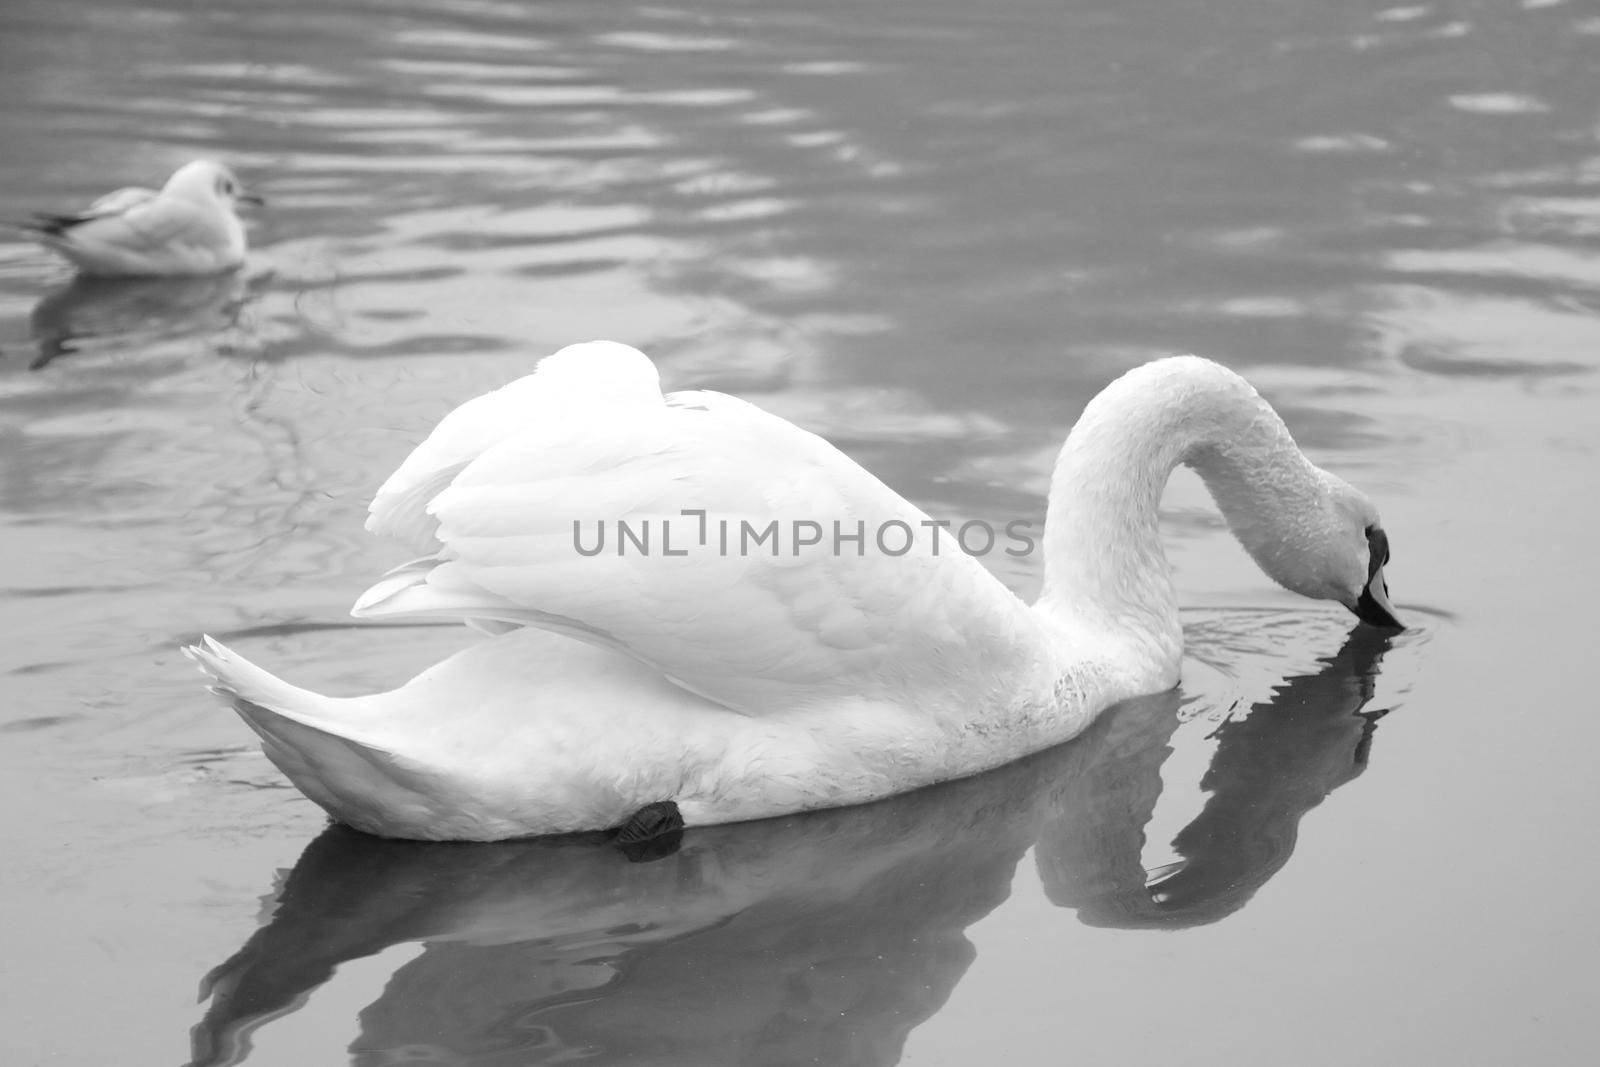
[1,1,1597,1064]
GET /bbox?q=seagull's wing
[18,188,233,274]
[26,186,159,235]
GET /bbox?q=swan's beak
[1351,565,1403,630]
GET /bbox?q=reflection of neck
[1032,692,1185,920]
[1036,624,1392,930]
[1037,358,1316,689]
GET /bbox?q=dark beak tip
[1352,591,1405,631]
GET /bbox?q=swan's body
[11,160,259,276]
[187,342,1399,841]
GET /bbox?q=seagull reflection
[28,272,248,369]
[189,621,1397,1067]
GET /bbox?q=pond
[1,0,1596,1064]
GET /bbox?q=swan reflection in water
[189,619,1401,1067]
[27,272,250,370]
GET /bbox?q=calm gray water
[1,0,1597,1064]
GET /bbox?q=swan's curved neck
[1036,358,1316,682]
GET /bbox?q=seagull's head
[164,160,265,211]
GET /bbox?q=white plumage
[187,341,1400,840]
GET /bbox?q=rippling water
[1,1,1597,1064]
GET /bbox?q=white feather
[188,344,1399,840]
[365,341,663,553]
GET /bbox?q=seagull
[10,159,262,277]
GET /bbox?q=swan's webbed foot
[614,800,684,862]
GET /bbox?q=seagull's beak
[1351,564,1403,630]
[237,192,266,207]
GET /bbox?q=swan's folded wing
[354,390,1033,715]
[366,342,663,554]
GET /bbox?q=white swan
[186,341,1401,841]
[10,160,260,276]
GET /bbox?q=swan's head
[162,160,264,211]
[1269,475,1403,630]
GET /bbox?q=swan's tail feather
[184,636,335,725]
[183,637,447,838]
